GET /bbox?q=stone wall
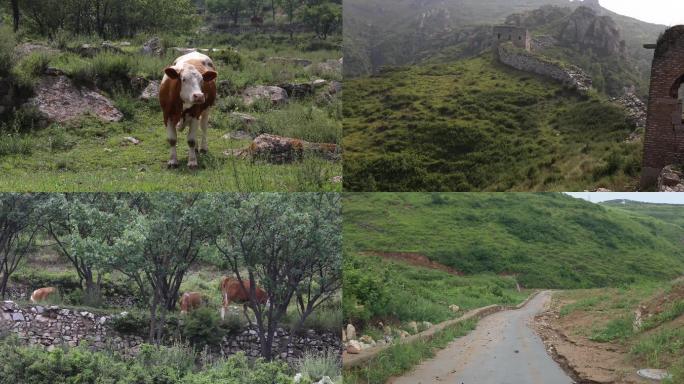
[497,43,592,93]
[641,26,684,188]
[0,301,340,362]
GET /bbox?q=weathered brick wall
[493,26,530,51]
[641,26,684,187]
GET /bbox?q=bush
[110,311,150,337]
[213,49,244,71]
[0,132,33,156]
[0,26,16,76]
[181,307,225,351]
[295,351,341,383]
[13,52,51,86]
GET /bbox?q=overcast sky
[572,0,684,26]
[565,192,684,204]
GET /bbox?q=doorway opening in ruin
[670,74,684,123]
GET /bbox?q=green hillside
[600,200,684,229]
[343,55,640,192]
[343,193,684,289]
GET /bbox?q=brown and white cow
[219,276,269,320]
[30,287,57,303]
[159,51,218,169]
[179,292,204,315]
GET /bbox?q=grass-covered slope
[343,55,640,191]
[600,200,684,229]
[343,193,684,289]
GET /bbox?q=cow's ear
[165,67,180,79]
[203,70,217,82]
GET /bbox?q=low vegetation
[343,55,640,191]
[344,318,478,384]
[343,193,684,289]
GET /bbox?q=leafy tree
[281,0,302,25]
[300,1,341,40]
[245,0,264,18]
[0,194,40,299]
[207,0,245,25]
[111,193,213,344]
[43,194,133,306]
[210,193,341,360]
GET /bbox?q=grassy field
[0,31,342,192]
[343,193,684,289]
[551,279,684,383]
[343,54,640,192]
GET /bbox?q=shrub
[214,49,244,71]
[181,307,225,351]
[295,351,341,382]
[110,311,150,337]
[0,26,16,76]
[0,132,33,156]
[13,52,51,86]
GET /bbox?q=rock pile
[611,92,647,128]
[657,165,684,192]
[227,134,340,163]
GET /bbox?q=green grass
[343,55,640,191]
[344,252,527,328]
[343,193,684,289]
[0,32,341,192]
[631,328,684,368]
[344,318,478,384]
[590,316,634,342]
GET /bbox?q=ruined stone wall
[493,26,530,51]
[497,43,592,93]
[641,26,684,187]
[0,301,340,361]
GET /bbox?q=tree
[0,194,40,299]
[207,0,244,25]
[245,0,264,18]
[43,194,132,306]
[10,0,20,32]
[111,193,213,344]
[300,1,341,40]
[210,193,341,360]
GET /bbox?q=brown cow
[30,287,57,303]
[179,292,204,315]
[250,16,264,26]
[159,51,217,169]
[219,276,268,320]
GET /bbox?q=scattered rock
[101,41,124,54]
[223,130,253,141]
[44,67,65,76]
[76,44,100,57]
[594,188,612,192]
[311,59,342,74]
[657,165,684,192]
[347,340,362,354]
[279,82,314,98]
[123,137,140,145]
[328,81,342,95]
[611,91,646,128]
[637,369,672,381]
[266,57,312,67]
[230,112,257,126]
[140,81,160,101]
[26,76,123,123]
[399,330,410,339]
[407,321,418,334]
[14,43,58,58]
[141,37,163,56]
[313,79,327,88]
[346,323,356,341]
[331,175,343,184]
[421,321,433,330]
[315,376,334,384]
[359,335,375,345]
[449,304,461,313]
[173,47,197,55]
[242,85,288,106]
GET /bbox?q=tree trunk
[271,0,276,22]
[149,294,159,343]
[0,272,9,300]
[11,0,19,32]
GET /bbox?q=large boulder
[242,86,288,106]
[242,134,339,163]
[346,340,362,354]
[346,323,356,341]
[140,81,160,101]
[278,82,314,98]
[26,76,123,123]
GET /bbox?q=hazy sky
[572,0,684,26]
[565,192,684,204]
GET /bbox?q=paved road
[389,291,574,384]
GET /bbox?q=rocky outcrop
[611,92,646,128]
[141,37,163,56]
[558,6,625,57]
[498,43,592,93]
[657,165,684,192]
[227,134,340,163]
[266,57,312,67]
[242,85,288,106]
[26,76,123,123]
[139,81,160,101]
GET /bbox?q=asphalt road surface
[389,291,574,384]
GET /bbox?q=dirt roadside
[532,295,649,384]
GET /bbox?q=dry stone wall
[0,300,340,362]
[497,43,592,93]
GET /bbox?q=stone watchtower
[641,26,684,188]
[493,26,531,52]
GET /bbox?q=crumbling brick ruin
[641,26,684,188]
[493,26,531,52]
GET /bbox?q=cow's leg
[187,118,199,169]
[199,109,210,154]
[166,119,179,168]
[221,292,228,321]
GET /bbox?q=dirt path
[388,291,573,384]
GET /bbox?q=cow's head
[164,64,217,105]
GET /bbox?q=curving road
[389,291,574,384]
